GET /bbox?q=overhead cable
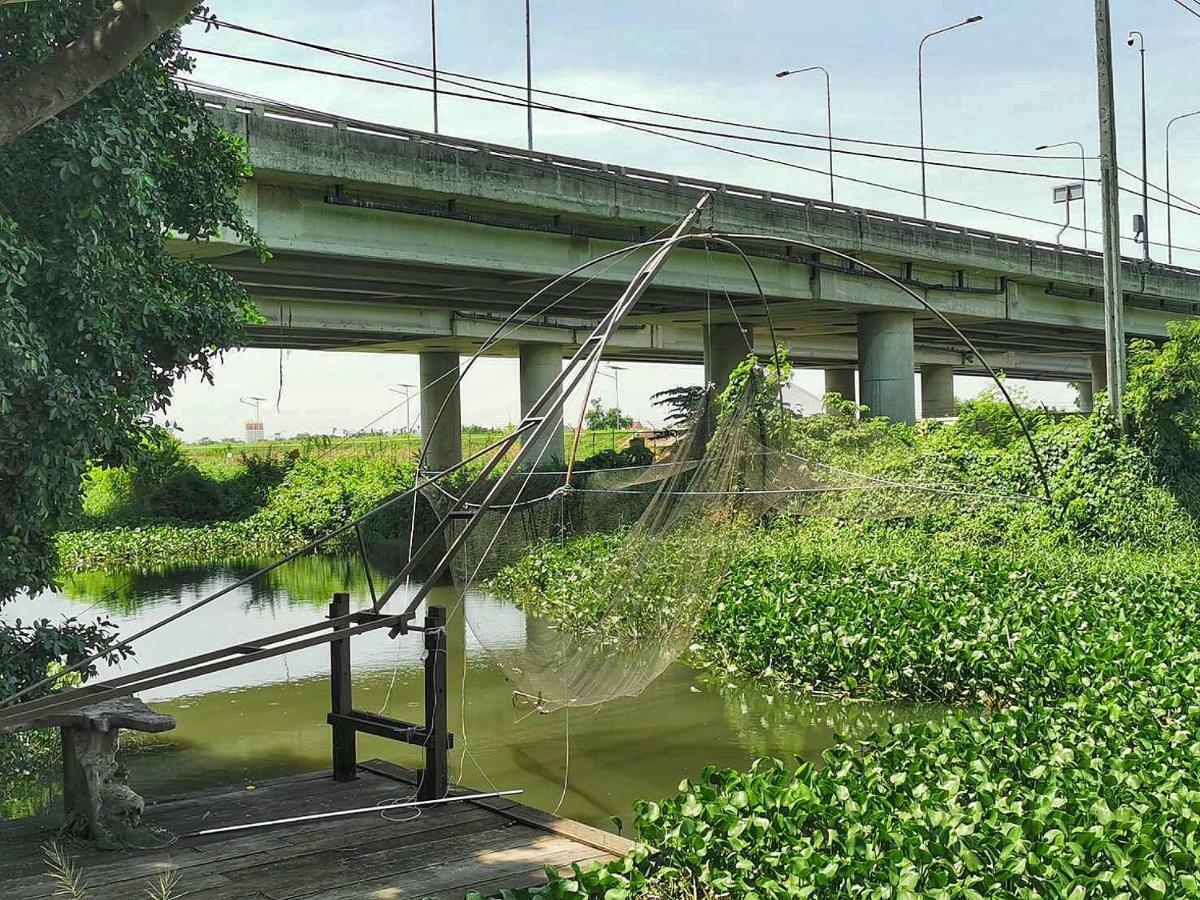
[183,47,1084,183]
[186,76,1200,260]
[198,15,1095,163]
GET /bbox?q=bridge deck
[0,760,629,899]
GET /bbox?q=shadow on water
[8,554,949,830]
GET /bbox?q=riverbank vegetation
[58,428,651,572]
[484,322,1200,898]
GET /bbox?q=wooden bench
[14,696,175,847]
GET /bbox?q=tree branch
[0,0,202,146]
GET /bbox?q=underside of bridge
[174,94,1200,434]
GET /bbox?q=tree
[584,397,633,431]
[0,0,262,600]
[0,0,203,145]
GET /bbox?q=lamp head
[775,70,789,78]
[966,15,983,23]
[1035,144,1049,150]
[1126,35,1135,46]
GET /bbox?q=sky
[162,0,1200,440]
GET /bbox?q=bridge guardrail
[189,85,1200,281]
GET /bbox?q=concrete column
[703,323,753,394]
[824,368,857,403]
[1077,378,1095,414]
[519,343,564,465]
[920,364,956,419]
[1091,353,1109,395]
[419,351,463,472]
[857,311,916,424]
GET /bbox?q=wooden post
[420,605,449,801]
[329,593,357,782]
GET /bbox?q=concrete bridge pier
[1078,353,1110,414]
[920,365,956,419]
[1091,354,1109,396]
[419,351,463,472]
[857,311,916,425]
[1077,379,1095,414]
[703,323,754,394]
[519,343,564,466]
[824,368,857,404]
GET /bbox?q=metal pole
[774,66,833,202]
[917,17,983,219]
[1080,143,1089,254]
[431,0,439,133]
[1166,110,1200,265]
[1128,31,1150,265]
[1036,141,1089,252]
[1096,0,1126,427]
[525,0,533,150]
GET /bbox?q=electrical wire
[182,47,1089,184]
[192,74,1200,267]
[1171,0,1200,20]
[184,48,1116,243]
[198,15,1094,163]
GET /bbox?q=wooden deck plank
[411,850,612,900]
[198,825,547,900]
[6,805,501,899]
[301,837,596,900]
[0,766,630,900]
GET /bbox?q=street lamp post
[1127,30,1150,265]
[918,15,984,219]
[1166,109,1200,264]
[775,65,834,202]
[525,0,533,150]
[1036,141,1089,252]
[390,384,416,433]
[606,364,626,416]
[430,0,439,133]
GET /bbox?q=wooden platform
[0,760,632,899]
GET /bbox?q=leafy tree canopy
[584,397,633,431]
[0,1,262,599]
[1126,319,1200,509]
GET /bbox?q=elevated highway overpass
[174,92,1200,459]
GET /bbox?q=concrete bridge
[176,92,1200,464]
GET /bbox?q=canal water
[6,555,941,830]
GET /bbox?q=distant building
[244,420,265,443]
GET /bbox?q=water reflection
[7,555,945,829]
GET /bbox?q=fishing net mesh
[423,366,1028,713]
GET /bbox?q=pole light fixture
[430,0,439,134]
[918,15,984,219]
[775,65,834,202]
[1052,182,1086,246]
[525,0,534,150]
[1165,109,1200,264]
[390,384,416,433]
[1036,141,1089,252]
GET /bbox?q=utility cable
[182,48,1088,183]
[198,15,1093,163]
[184,49,1117,243]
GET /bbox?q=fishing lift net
[423,358,1014,716]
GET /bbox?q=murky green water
[6,556,943,829]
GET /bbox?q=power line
[184,46,1083,183]
[185,46,1109,240]
[1171,0,1200,20]
[198,15,1095,164]
[185,67,1200,260]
